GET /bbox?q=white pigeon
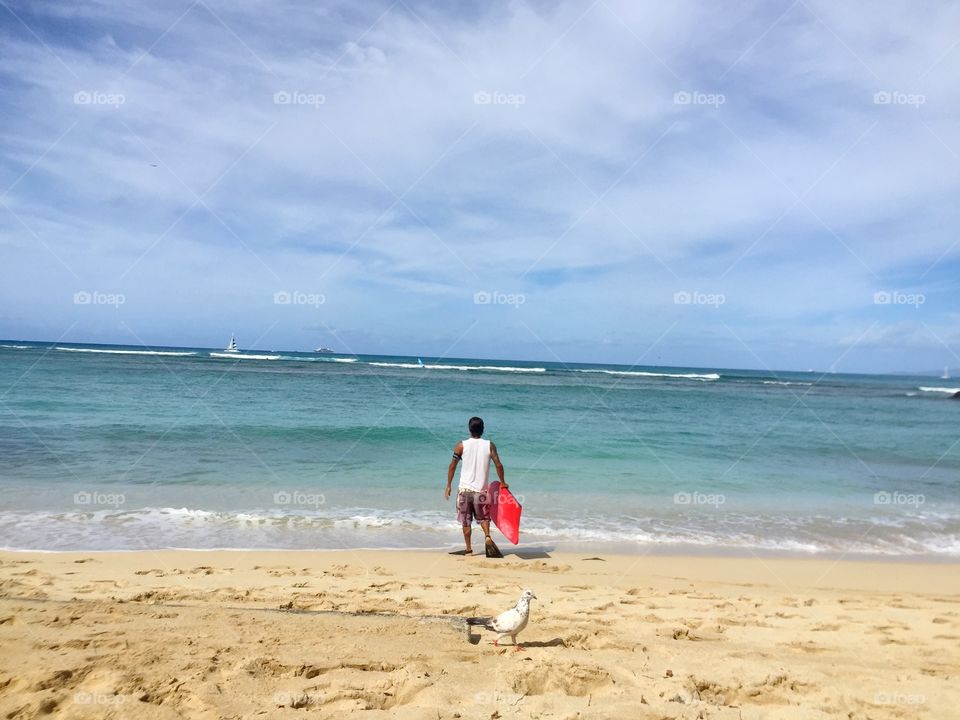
[466,589,537,650]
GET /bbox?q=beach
[1,549,957,719]
[2,345,958,717]
[4,0,959,716]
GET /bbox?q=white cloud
[1,0,958,370]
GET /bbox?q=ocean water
[1,341,958,558]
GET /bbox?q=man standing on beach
[445,417,506,555]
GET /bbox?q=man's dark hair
[468,416,484,437]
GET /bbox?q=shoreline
[2,542,959,564]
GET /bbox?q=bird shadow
[467,634,565,648]
[522,637,566,648]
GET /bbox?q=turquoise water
[1,341,958,556]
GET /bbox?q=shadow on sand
[468,635,565,648]
[502,548,554,560]
[448,546,556,560]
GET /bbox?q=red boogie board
[487,481,522,545]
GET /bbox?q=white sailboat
[942,366,951,380]
[209,334,280,361]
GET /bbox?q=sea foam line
[56,347,197,357]
[279,356,357,363]
[918,386,960,394]
[2,507,958,556]
[209,352,281,360]
[575,369,720,381]
[367,362,545,373]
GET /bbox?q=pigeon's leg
[512,635,525,651]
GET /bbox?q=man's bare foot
[464,548,472,555]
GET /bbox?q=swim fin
[485,537,503,558]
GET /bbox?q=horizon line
[1,338,953,379]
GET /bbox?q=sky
[1,0,958,373]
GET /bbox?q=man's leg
[456,492,473,554]
[480,519,491,545]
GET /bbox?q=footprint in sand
[810,622,840,631]
[656,624,725,642]
[366,581,409,591]
[782,640,829,654]
[267,568,298,577]
[694,672,812,706]
[134,569,167,577]
[508,660,610,697]
[589,602,616,613]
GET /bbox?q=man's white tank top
[458,437,491,492]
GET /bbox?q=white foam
[914,534,960,554]
[918,386,960,394]
[209,352,280,360]
[575,369,720,381]
[279,356,357,363]
[367,362,546,373]
[3,506,958,556]
[56,347,197,356]
[762,380,813,386]
[0,344,30,349]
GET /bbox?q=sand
[0,548,957,719]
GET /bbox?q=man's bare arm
[445,441,463,500]
[490,441,506,488]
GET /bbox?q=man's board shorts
[456,490,490,527]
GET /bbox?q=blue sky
[1,0,958,373]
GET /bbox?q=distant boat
[942,366,951,380]
[224,335,239,353]
[315,347,334,354]
[417,358,424,367]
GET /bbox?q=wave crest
[575,369,720,381]
[56,347,197,357]
[367,362,545,373]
